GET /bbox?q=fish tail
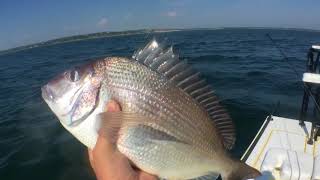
[223,161,261,180]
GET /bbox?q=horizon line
[1,26,320,55]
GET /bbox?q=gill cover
[42,62,102,127]
[67,65,101,126]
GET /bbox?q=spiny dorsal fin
[132,39,236,149]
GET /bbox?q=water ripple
[0,29,320,180]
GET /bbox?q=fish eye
[69,70,80,82]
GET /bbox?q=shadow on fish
[41,39,261,180]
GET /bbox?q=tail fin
[226,161,261,180]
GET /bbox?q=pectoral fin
[97,111,184,145]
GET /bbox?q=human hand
[88,100,158,180]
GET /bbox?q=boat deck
[242,116,320,180]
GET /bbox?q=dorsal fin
[132,39,236,149]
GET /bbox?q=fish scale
[105,60,209,131]
[106,83,200,146]
[102,58,225,159]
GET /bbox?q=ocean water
[1,29,320,179]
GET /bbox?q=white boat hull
[242,116,320,180]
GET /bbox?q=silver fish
[42,40,260,180]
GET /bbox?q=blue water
[1,29,320,179]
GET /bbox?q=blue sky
[1,0,320,50]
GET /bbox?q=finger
[97,99,121,138]
[93,133,115,159]
[93,100,121,179]
[88,149,95,171]
[94,100,147,180]
[92,135,116,180]
[92,135,137,180]
[137,171,158,180]
[96,99,121,149]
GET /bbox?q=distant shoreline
[1,27,319,56]
[0,29,184,55]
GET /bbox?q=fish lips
[41,84,74,126]
[41,84,55,102]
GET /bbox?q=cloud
[97,17,108,28]
[165,11,177,17]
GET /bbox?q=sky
[1,0,320,51]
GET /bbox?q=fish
[41,39,261,180]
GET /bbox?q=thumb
[105,99,122,112]
[137,171,158,180]
[94,99,122,155]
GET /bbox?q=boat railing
[299,45,320,144]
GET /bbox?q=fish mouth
[41,85,55,102]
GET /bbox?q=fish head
[41,62,104,128]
